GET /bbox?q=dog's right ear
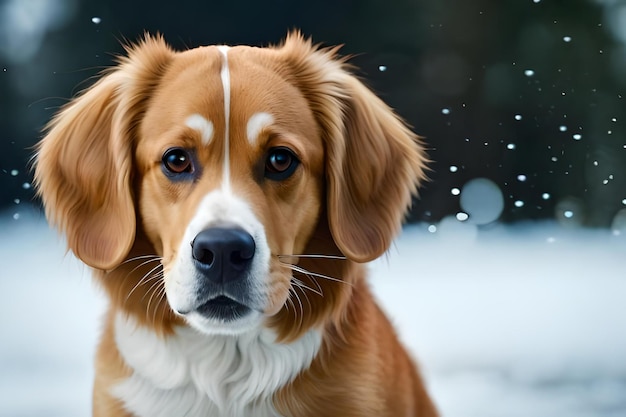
[34,35,174,270]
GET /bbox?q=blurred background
[1,0,625,228]
[2,1,626,417]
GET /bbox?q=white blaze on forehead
[184,114,214,145]
[246,112,274,145]
[217,45,231,191]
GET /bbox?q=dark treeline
[1,0,624,227]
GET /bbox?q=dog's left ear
[325,75,428,262]
[279,33,428,262]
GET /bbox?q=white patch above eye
[246,112,274,145]
[185,114,214,145]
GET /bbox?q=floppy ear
[326,76,428,262]
[279,33,428,262]
[34,35,174,270]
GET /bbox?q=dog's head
[34,33,427,339]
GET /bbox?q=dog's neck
[111,312,321,417]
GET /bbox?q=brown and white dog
[34,32,437,417]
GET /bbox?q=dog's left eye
[162,147,194,175]
[265,147,300,180]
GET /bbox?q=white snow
[371,223,626,417]
[1,208,625,416]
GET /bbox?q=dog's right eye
[162,148,193,175]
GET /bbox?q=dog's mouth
[195,295,252,321]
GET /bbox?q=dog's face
[137,46,325,334]
[35,33,427,338]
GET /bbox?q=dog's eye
[162,147,193,175]
[265,147,299,180]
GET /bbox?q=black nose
[191,227,256,283]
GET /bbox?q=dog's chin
[181,305,265,336]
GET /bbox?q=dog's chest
[111,314,321,417]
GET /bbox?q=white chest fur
[112,313,321,417]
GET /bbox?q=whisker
[277,254,347,264]
[292,277,323,297]
[145,277,165,322]
[293,280,314,311]
[283,293,291,314]
[117,255,162,297]
[128,257,163,276]
[119,255,162,267]
[288,264,352,286]
[308,273,324,296]
[285,287,298,317]
[161,296,171,324]
[152,286,167,325]
[278,254,347,259]
[115,254,171,323]
[126,264,163,301]
[290,286,305,330]
[141,271,165,302]
[126,273,161,302]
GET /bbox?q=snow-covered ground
[1,207,625,417]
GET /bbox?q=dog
[34,32,437,417]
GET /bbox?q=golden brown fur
[34,32,436,416]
